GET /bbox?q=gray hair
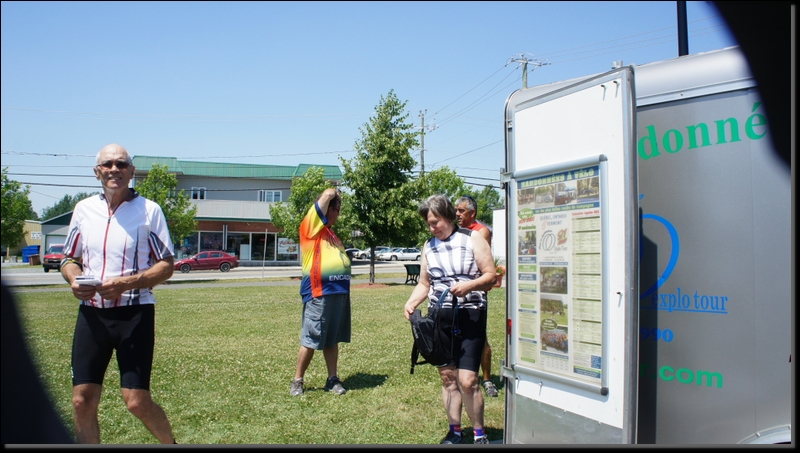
[418,194,456,223]
[455,194,478,212]
[95,145,133,165]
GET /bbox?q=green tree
[40,191,98,220]
[410,172,504,246]
[134,164,198,248]
[473,185,504,225]
[409,166,471,246]
[1,167,37,256]
[270,166,348,243]
[340,89,420,283]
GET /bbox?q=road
[1,259,413,288]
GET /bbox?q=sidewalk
[3,262,414,292]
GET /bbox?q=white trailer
[499,46,792,444]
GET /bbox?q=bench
[404,264,420,285]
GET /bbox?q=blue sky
[1,1,736,216]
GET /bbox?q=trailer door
[501,67,639,444]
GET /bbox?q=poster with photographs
[515,165,603,384]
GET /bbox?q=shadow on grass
[351,282,407,288]
[341,372,389,390]
[485,427,504,443]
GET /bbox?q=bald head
[96,144,132,166]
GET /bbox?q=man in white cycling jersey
[60,143,176,444]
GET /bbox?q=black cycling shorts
[71,304,155,390]
[437,307,487,373]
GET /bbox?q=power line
[416,110,438,176]
[403,17,728,169]
[430,140,504,167]
[452,174,501,182]
[1,150,95,159]
[1,164,95,169]
[15,177,503,192]
[508,53,550,89]
[432,64,511,117]
[12,182,102,189]
[534,19,726,61]
[6,173,97,178]
[433,67,517,128]
[13,181,299,192]
[1,149,357,160]
[30,189,66,201]
[5,15,729,180]
[7,18,728,153]
[0,106,372,121]
[425,15,727,138]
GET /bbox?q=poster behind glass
[277,237,298,261]
[515,164,602,385]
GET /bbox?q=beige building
[12,157,343,266]
[4,220,42,261]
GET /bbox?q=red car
[42,244,65,273]
[174,251,239,273]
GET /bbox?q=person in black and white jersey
[403,194,496,444]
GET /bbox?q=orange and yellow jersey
[299,202,351,302]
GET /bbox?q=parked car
[42,244,65,273]
[174,251,239,273]
[377,247,421,261]
[344,248,360,260]
[357,246,391,260]
[376,247,401,261]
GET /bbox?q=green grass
[13,283,507,444]
[155,272,405,286]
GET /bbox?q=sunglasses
[98,160,131,170]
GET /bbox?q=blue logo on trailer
[639,213,680,300]
[639,199,728,315]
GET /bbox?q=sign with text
[277,237,298,255]
[515,164,603,385]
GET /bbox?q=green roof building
[132,156,342,264]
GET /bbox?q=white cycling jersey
[64,190,174,308]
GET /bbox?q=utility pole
[418,110,437,177]
[508,53,550,89]
[677,1,689,56]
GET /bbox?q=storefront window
[200,232,223,252]
[252,233,265,261]
[265,233,276,261]
[179,230,297,262]
[179,234,199,259]
[250,233,278,261]
[226,233,251,259]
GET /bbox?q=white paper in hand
[75,276,101,286]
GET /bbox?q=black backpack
[409,288,460,374]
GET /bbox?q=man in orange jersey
[290,187,351,396]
